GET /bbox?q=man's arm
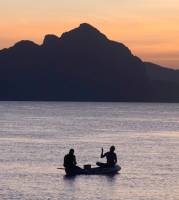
[114,153,117,164]
[63,155,67,167]
[74,155,77,165]
[101,148,106,158]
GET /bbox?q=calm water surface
[0,102,179,200]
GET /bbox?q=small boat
[65,165,121,176]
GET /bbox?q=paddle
[57,167,65,170]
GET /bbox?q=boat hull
[66,165,121,176]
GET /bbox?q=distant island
[0,23,179,102]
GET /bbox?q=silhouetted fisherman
[63,149,81,175]
[96,146,117,168]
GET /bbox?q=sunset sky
[0,0,179,68]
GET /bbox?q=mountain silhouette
[0,23,178,101]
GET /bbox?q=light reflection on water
[0,102,179,200]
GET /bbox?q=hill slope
[0,23,178,101]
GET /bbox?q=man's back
[105,151,117,166]
[64,154,76,168]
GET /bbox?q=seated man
[63,149,81,175]
[96,146,117,168]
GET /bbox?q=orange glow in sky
[0,0,179,68]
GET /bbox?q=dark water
[0,102,179,200]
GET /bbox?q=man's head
[69,149,74,155]
[110,146,115,152]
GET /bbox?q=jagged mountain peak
[60,23,108,42]
[14,40,39,49]
[42,34,59,46]
[79,23,100,31]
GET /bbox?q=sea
[0,102,179,200]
